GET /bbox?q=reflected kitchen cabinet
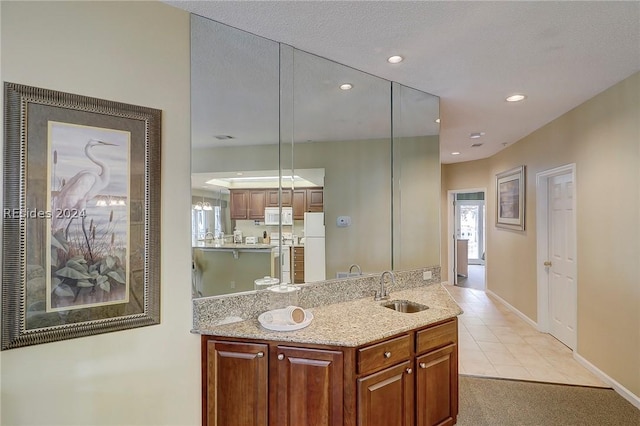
[266,189,292,208]
[293,188,323,220]
[230,190,249,220]
[292,189,306,220]
[230,189,268,220]
[249,190,267,220]
[307,188,324,212]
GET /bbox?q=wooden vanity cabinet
[203,340,268,426]
[358,360,414,426]
[202,317,458,426]
[273,346,344,426]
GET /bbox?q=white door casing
[536,164,577,350]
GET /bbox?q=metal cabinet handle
[406,368,412,374]
[384,351,392,358]
[544,261,552,267]
[278,354,284,360]
[256,352,264,358]
[419,362,427,369]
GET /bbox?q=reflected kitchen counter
[193,244,275,297]
[193,242,274,250]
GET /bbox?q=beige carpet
[457,375,640,425]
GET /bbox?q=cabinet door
[275,346,343,426]
[266,189,293,207]
[307,188,324,212]
[249,190,266,219]
[292,189,307,220]
[205,340,268,426]
[415,344,457,426]
[230,190,249,220]
[357,361,414,426]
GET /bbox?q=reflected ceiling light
[387,55,404,64]
[469,132,485,139]
[339,83,353,90]
[506,94,527,102]
[451,152,461,156]
[435,118,441,124]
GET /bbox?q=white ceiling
[170,1,640,164]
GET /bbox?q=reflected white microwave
[264,207,293,225]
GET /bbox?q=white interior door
[547,172,577,349]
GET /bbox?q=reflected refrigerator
[303,212,325,282]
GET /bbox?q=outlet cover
[423,271,432,280]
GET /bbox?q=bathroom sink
[382,300,429,313]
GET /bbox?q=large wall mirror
[191,15,439,298]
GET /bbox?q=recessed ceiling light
[435,118,441,124]
[471,143,483,148]
[236,172,243,176]
[469,132,485,139]
[506,94,527,102]
[340,83,353,90]
[451,152,461,156]
[214,135,234,140]
[387,55,404,64]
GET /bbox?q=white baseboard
[485,289,538,330]
[573,352,640,409]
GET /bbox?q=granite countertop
[194,284,462,347]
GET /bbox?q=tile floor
[445,284,609,388]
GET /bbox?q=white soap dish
[258,310,313,332]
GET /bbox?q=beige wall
[442,71,640,398]
[1,2,200,425]
[394,136,441,270]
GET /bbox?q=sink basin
[382,300,429,313]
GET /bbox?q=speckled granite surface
[193,266,463,347]
[194,284,462,347]
[193,267,442,329]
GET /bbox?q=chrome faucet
[348,264,362,275]
[375,270,394,301]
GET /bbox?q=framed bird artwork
[2,82,162,350]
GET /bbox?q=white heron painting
[47,121,130,312]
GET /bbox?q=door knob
[419,362,427,369]
[384,351,392,358]
[256,351,264,358]
[543,261,552,267]
[278,354,284,360]
[406,368,412,374]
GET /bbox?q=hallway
[445,284,608,388]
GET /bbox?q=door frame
[536,163,577,342]
[447,188,486,286]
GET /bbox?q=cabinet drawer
[416,319,457,355]
[358,334,411,375]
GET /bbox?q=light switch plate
[423,271,432,280]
